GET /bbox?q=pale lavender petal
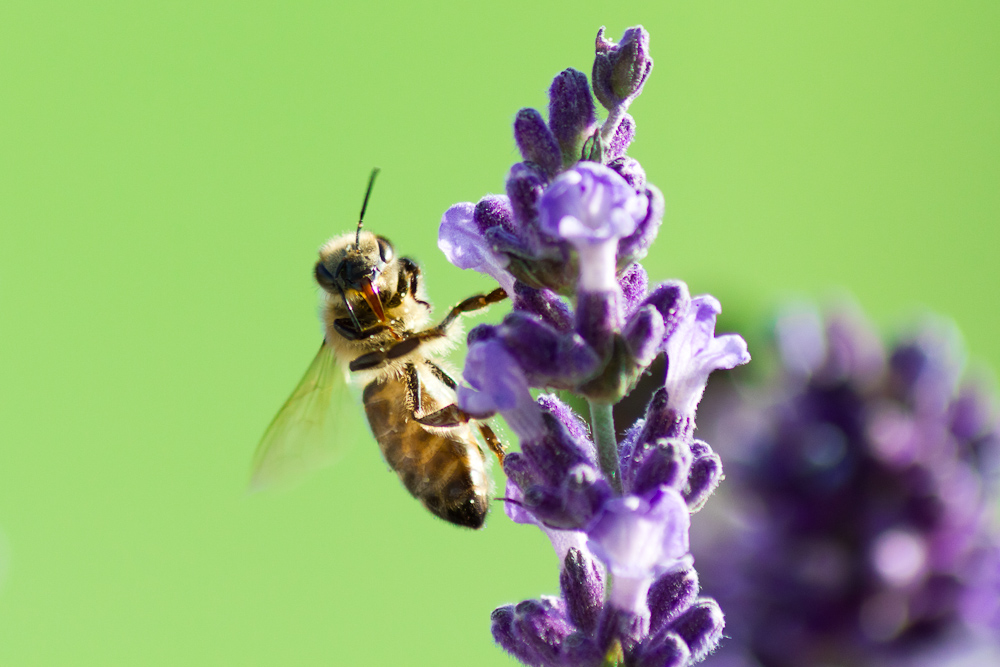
[587,486,691,589]
[459,338,544,440]
[438,202,516,294]
[664,295,750,418]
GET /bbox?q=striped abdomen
[362,365,489,528]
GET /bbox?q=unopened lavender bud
[670,598,724,662]
[688,440,711,459]
[492,605,541,666]
[539,394,594,449]
[474,194,516,235]
[499,312,600,387]
[683,449,722,512]
[514,597,575,666]
[623,305,665,368]
[640,280,689,340]
[648,567,699,634]
[639,388,687,443]
[631,631,690,667]
[548,68,597,165]
[538,412,597,474]
[618,263,648,315]
[515,107,563,176]
[593,26,653,109]
[513,282,573,332]
[506,161,550,235]
[606,113,635,161]
[561,547,605,634]
[617,184,664,268]
[608,156,646,192]
[629,439,693,497]
[617,417,645,476]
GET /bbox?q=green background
[1,1,998,664]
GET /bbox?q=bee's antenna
[355,167,380,247]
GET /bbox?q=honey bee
[252,169,507,528]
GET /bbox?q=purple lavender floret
[437,25,749,667]
[695,305,1000,667]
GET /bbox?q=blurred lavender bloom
[695,304,1000,667]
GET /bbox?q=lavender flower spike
[539,162,647,291]
[439,24,742,667]
[664,295,750,419]
[438,201,517,295]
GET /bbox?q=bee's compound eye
[314,261,335,286]
[376,237,394,263]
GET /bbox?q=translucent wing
[250,342,361,491]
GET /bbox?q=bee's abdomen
[363,377,489,529]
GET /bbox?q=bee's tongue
[359,278,386,323]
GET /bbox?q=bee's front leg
[347,287,508,373]
[429,287,507,336]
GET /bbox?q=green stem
[589,399,622,493]
[599,101,630,144]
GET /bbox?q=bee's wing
[250,342,361,491]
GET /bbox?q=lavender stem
[589,399,622,493]
[599,102,629,144]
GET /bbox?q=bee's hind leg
[419,359,508,464]
[415,407,506,464]
[403,363,420,413]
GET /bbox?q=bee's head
[315,230,396,324]
[312,168,397,327]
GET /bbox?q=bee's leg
[416,404,469,427]
[416,362,468,425]
[478,422,506,464]
[427,361,457,389]
[348,287,508,373]
[403,362,421,414]
[334,318,390,341]
[400,257,432,310]
[416,406,507,464]
[349,339,420,372]
[425,287,508,338]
